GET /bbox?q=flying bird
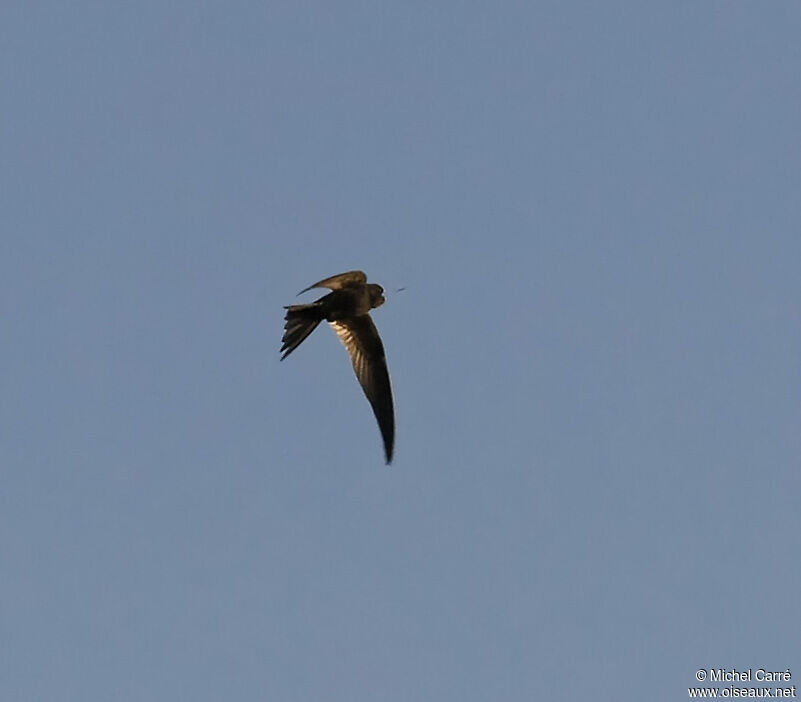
[281,270,395,464]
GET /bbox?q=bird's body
[319,285,379,321]
[280,271,395,464]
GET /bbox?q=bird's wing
[330,315,395,464]
[298,270,367,295]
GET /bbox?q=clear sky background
[2,2,800,700]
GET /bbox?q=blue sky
[2,2,800,700]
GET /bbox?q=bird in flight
[281,270,395,464]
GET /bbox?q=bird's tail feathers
[281,303,324,360]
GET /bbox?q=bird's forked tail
[281,303,324,360]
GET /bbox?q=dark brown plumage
[281,270,395,464]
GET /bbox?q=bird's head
[367,283,385,309]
